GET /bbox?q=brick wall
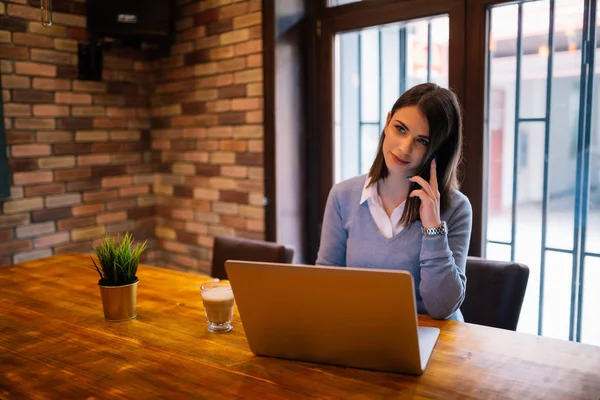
[0,0,157,265]
[0,0,265,273]
[151,0,264,273]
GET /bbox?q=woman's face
[382,106,431,178]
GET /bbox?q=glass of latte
[200,280,235,333]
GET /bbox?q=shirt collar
[360,176,377,205]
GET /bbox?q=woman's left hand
[408,159,442,229]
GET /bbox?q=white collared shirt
[360,177,405,239]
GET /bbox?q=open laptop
[225,261,440,375]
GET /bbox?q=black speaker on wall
[86,0,173,43]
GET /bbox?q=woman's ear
[386,111,392,126]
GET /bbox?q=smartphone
[409,153,435,193]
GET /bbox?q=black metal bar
[510,3,524,263]
[518,117,548,123]
[399,26,407,94]
[483,6,493,259]
[358,32,363,172]
[576,0,596,343]
[427,20,432,82]
[545,247,572,255]
[487,239,512,246]
[571,0,593,343]
[584,252,600,258]
[538,0,555,338]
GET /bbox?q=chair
[210,236,295,280]
[461,256,529,331]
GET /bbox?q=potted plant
[91,232,147,321]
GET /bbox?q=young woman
[316,83,472,321]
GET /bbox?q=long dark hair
[367,83,463,228]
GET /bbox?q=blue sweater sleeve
[418,194,472,319]
[316,186,347,266]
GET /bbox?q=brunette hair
[367,83,463,227]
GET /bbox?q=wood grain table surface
[1,253,600,399]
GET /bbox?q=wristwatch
[422,221,448,235]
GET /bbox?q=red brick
[6,130,35,145]
[83,189,119,202]
[248,25,261,40]
[94,118,128,129]
[54,167,91,181]
[53,143,91,155]
[28,22,67,38]
[72,203,105,217]
[0,44,29,60]
[93,94,126,106]
[247,54,262,67]
[90,143,121,153]
[34,232,70,248]
[207,20,233,36]
[25,183,66,197]
[14,118,55,130]
[0,229,13,241]
[32,77,70,90]
[78,154,110,166]
[31,207,71,223]
[1,75,30,89]
[220,190,249,204]
[67,27,88,41]
[12,89,54,103]
[73,80,107,93]
[0,17,28,33]
[12,171,53,185]
[8,158,37,172]
[233,11,261,29]
[0,240,32,256]
[56,118,93,130]
[195,164,220,176]
[31,48,76,65]
[218,84,246,98]
[52,13,85,28]
[33,104,70,117]
[67,180,101,192]
[15,222,55,239]
[119,185,150,197]
[220,2,249,19]
[55,241,92,254]
[45,193,81,208]
[96,211,127,225]
[102,176,132,188]
[54,38,78,52]
[57,216,95,232]
[11,144,51,157]
[15,62,56,77]
[128,206,154,219]
[194,9,219,25]
[56,92,92,104]
[231,97,261,111]
[235,39,262,56]
[0,214,30,229]
[91,165,126,179]
[218,112,246,125]
[56,65,78,79]
[3,103,31,117]
[246,110,262,123]
[13,32,54,48]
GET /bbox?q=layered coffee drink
[200,280,234,333]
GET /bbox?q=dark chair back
[461,256,529,331]
[211,236,294,280]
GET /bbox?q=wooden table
[1,254,600,399]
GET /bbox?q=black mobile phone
[409,154,436,192]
